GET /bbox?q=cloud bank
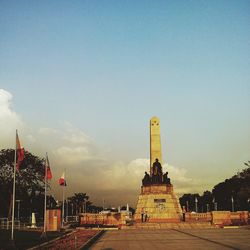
[0,89,23,147]
[0,88,203,207]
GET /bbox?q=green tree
[179,163,250,212]
[212,164,250,211]
[179,193,200,212]
[68,193,90,214]
[0,149,47,219]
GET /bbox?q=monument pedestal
[134,184,182,223]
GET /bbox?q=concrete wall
[46,209,61,231]
[80,211,131,226]
[79,211,249,227]
[185,211,249,226]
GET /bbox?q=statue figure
[152,158,163,183]
[142,172,150,185]
[163,171,171,184]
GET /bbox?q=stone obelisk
[134,117,182,223]
[150,117,162,175]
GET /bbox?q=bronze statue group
[142,159,171,185]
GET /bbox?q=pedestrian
[141,208,144,223]
[182,206,186,222]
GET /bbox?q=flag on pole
[46,154,52,180]
[231,196,234,202]
[59,172,66,186]
[195,197,198,203]
[16,131,24,171]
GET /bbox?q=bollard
[31,212,37,228]
[74,235,77,249]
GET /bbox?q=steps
[121,222,217,230]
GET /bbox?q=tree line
[179,163,250,212]
[0,149,102,221]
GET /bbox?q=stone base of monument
[134,184,182,223]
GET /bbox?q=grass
[0,230,65,249]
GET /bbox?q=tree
[68,193,90,214]
[212,164,250,211]
[0,149,47,219]
[179,193,200,212]
[87,205,103,214]
[179,163,250,212]
[200,191,213,212]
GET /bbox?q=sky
[0,0,249,207]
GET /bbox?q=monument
[134,117,182,223]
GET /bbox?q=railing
[65,215,79,223]
[0,218,21,229]
[185,212,212,222]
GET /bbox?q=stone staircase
[121,222,218,230]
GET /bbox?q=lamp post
[186,200,189,212]
[231,196,234,212]
[66,199,69,222]
[195,197,198,213]
[214,202,217,211]
[212,198,217,211]
[16,200,21,221]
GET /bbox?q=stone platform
[134,184,182,223]
[90,228,250,250]
[122,222,217,229]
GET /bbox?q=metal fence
[0,218,21,229]
[66,216,79,223]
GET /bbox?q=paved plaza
[90,228,250,250]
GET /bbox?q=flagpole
[195,197,198,213]
[61,169,66,227]
[11,130,17,241]
[62,180,65,227]
[43,153,48,234]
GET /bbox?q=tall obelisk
[134,117,182,224]
[150,116,162,175]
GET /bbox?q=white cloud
[26,134,36,143]
[0,89,204,206]
[0,89,23,146]
[96,159,201,194]
[55,146,93,165]
[38,127,59,135]
[61,124,91,145]
[63,156,202,206]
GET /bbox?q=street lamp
[186,200,189,212]
[206,204,209,212]
[214,202,217,211]
[231,196,234,212]
[71,203,74,216]
[212,198,217,211]
[195,197,198,213]
[16,200,21,221]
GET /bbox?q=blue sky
[0,0,249,206]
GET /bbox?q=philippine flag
[59,172,66,186]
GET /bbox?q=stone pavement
[122,222,216,229]
[90,228,250,250]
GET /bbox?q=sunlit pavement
[90,228,250,250]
